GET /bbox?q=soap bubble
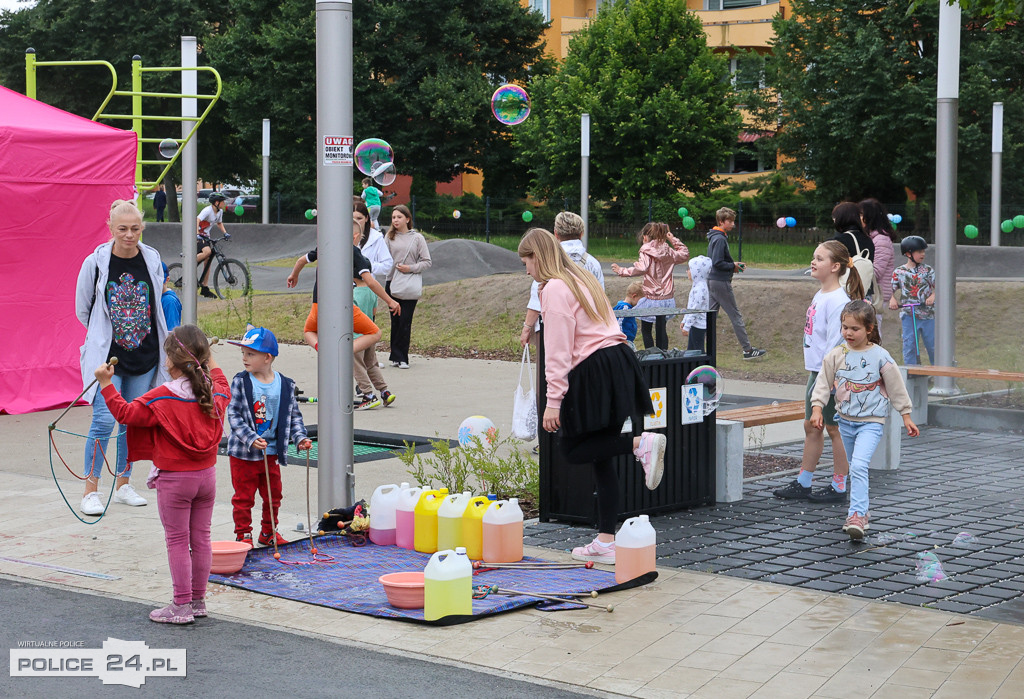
[158,138,179,159]
[686,365,723,416]
[453,210,461,219]
[964,224,979,239]
[776,217,786,228]
[354,138,393,176]
[682,216,696,230]
[522,211,533,222]
[491,84,531,126]
[951,532,978,547]
[370,160,396,186]
[459,416,497,447]
[915,551,947,582]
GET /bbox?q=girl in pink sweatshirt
[519,228,666,565]
[611,222,689,350]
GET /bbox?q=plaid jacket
[226,371,306,464]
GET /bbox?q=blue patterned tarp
[209,536,656,626]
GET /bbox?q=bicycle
[167,234,251,300]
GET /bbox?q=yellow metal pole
[132,55,143,186]
[25,48,36,99]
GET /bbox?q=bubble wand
[48,357,118,431]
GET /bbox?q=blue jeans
[84,368,156,479]
[900,314,935,365]
[838,417,884,517]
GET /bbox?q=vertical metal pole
[485,196,491,244]
[737,201,743,261]
[990,102,1003,247]
[316,0,355,512]
[181,37,199,325]
[411,195,416,222]
[262,119,271,225]
[25,49,36,99]
[131,56,143,187]
[933,1,960,395]
[581,113,590,248]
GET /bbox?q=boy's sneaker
[355,394,382,411]
[149,602,194,625]
[571,538,616,564]
[634,432,666,490]
[190,599,208,618]
[381,390,396,406]
[80,492,104,516]
[844,512,870,540]
[258,530,288,547]
[743,348,767,360]
[200,286,217,299]
[773,480,811,499]
[397,362,410,369]
[236,533,253,546]
[113,483,147,507]
[807,485,848,503]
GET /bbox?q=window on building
[705,0,771,10]
[731,54,765,91]
[529,0,551,21]
[717,136,774,174]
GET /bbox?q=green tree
[514,0,740,201]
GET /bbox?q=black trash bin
[537,310,717,526]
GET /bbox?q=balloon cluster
[1000,215,1024,233]
[305,208,318,220]
[676,207,695,230]
[775,216,797,228]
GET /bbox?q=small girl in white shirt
[681,255,712,352]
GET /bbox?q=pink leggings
[155,467,217,605]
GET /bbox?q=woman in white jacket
[75,200,169,516]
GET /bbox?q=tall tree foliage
[514,0,740,201]
[752,0,1024,210]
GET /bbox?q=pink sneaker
[190,599,207,618]
[634,432,666,490]
[149,602,195,625]
[572,538,616,564]
[844,513,870,541]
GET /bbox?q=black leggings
[641,316,668,350]
[562,427,633,535]
[384,282,417,364]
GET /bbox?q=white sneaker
[398,362,410,369]
[113,483,147,507]
[634,432,666,490]
[80,492,104,516]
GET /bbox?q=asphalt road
[0,578,593,699]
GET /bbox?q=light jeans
[900,314,935,365]
[838,417,884,517]
[84,368,156,479]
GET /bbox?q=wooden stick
[492,586,613,612]
[49,357,118,430]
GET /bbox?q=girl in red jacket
[519,228,666,565]
[96,324,229,625]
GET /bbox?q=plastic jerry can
[615,514,657,584]
[481,498,524,563]
[395,485,423,550]
[437,491,472,552]
[461,496,493,560]
[369,482,407,546]
[413,488,449,554]
[424,547,473,621]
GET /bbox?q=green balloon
[964,224,978,239]
[677,207,688,218]
[305,209,314,220]
[682,216,696,230]
[1001,219,1015,234]
[1014,214,1024,229]
[234,205,244,216]
[522,211,533,222]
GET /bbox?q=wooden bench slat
[719,400,805,427]
[905,366,1024,382]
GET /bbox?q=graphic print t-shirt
[106,253,159,376]
[803,287,849,372]
[251,371,282,455]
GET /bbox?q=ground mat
[210,537,656,626]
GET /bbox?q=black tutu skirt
[559,343,653,441]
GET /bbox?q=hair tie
[847,260,854,268]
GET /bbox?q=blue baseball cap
[162,262,169,277]
[227,326,279,356]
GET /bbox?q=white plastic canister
[614,514,656,584]
[423,547,473,620]
[368,482,406,546]
[481,498,524,563]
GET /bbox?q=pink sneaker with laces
[149,602,194,625]
[634,432,666,490]
[190,599,207,618]
[571,538,616,564]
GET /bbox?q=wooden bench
[713,401,805,504]
[718,400,805,427]
[903,365,1024,424]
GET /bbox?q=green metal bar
[25,50,35,99]
[112,90,213,99]
[132,56,142,185]
[140,137,182,143]
[24,54,118,117]
[100,114,203,121]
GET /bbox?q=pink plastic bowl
[210,540,252,574]
[379,572,425,609]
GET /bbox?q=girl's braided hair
[163,325,217,418]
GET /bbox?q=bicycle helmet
[208,193,227,203]
[900,235,928,255]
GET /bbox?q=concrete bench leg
[868,407,902,472]
[716,419,743,503]
[903,367,929,425]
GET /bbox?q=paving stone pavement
[527,427,1024,621]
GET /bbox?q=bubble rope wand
[48,357,118,431]
[262,449,282,560]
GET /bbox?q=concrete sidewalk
[3,349,1024,697]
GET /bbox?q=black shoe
[773,479,811,499]
[200,286,217,299]
[807,485,848,503]
[743,348,767,359]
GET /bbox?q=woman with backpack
[831,202,878,311]
[859,198,898,335]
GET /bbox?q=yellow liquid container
[437,492,472,552]
[424,547,473,621]
[461,496,493,560]
[413,488,448,554]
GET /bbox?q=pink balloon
[776,217,786,228]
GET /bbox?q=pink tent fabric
[0,85,137,414]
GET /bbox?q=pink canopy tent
[0,85,137,414]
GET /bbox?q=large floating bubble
[158,138,179,159]
[370,160,397,186]
[354,138,394,177]
[685,365,723,416]
[491,84,531,126]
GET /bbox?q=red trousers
[230,455,282,537]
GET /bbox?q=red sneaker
[258,530,288,547]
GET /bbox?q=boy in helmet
[890,236,936,365]
[196,193,228,298]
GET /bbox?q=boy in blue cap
[160,262,182,330]
[226,326,311,546]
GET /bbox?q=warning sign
[323,135,353,167]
